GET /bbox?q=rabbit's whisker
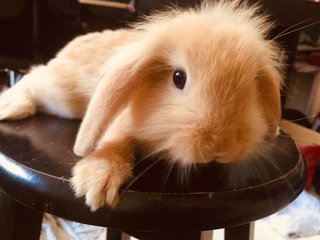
[272,18,314,41]
[106,156,163,218]
[281,114,318,123]
[273,19,320,41]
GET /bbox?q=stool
[0,113,306,240]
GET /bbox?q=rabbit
[0,0,282,211]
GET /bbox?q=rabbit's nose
[212,155,220,162]
[212,153,223,162]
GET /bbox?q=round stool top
[0,113,305,231]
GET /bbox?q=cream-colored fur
[0,0,282,210]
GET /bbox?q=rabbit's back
[55,29,137,88]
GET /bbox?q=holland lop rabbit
[0,0,282,210]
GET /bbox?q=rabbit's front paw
[71,156,132,211]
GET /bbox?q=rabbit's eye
[173,69,187,90]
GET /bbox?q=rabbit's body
[0,1,282,210]
[0,29,135,119]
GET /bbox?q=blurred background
[0,1,320,239]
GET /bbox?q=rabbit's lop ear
[73,39,157,156]
[257,57,282,140]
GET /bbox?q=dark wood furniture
[0,113,306,240]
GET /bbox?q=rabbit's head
[74,1,282,165]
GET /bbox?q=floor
[253,220,320,240]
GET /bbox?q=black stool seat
[0,113,305,240]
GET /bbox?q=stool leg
[154,231,201,240]
[0,191,43,240]
[224,222,254,240]
[107,228,130,240]
[124,230,202,240]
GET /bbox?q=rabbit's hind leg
[0,62,87,121]
[0,71,38,121]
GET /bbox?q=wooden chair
[0,113,305,240]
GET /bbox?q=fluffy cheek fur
[130,70,269,165]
